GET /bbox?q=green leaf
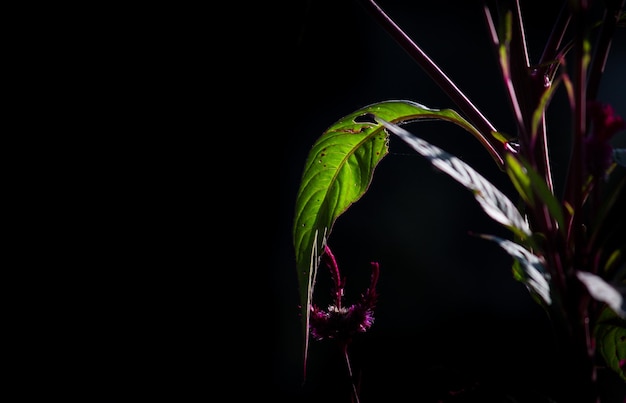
[292,100,499,374]
[595,306,626,381]
[604,250,622,277]
[504,154,566,235]
[293,106,385,370]
[504,153,533,206]
[497,10,514,82]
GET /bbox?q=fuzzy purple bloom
[309,246,379,344]
[310,301,376,342]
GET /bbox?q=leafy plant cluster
[292,1,626,402]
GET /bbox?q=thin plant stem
[568,1,588,270]
[357,0,504,168]
[538,1,571,76]
[343,344,360,403]
[483,5,526,142]
[482,4,528,146]
[512,1,556,197]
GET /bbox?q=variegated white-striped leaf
[480,234,551,305]
[376,118,531,238]
[576,271,626,318]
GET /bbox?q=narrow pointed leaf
[576,271,626,318]
[604,250,622,275]
[530,75,562,142]
[376,118,531,239]
[504,153,533,206]
[480,234,551,305]
[504,154,565,234]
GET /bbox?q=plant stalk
[357,0,504,168]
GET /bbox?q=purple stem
[323,245,343,309]
[357,0,504,167]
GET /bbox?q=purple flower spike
[309,247,380,344]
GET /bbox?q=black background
[272,1,626,402]
[50,1,624,402]
[19,1,626,402]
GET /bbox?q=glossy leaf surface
[292,100,496,373]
